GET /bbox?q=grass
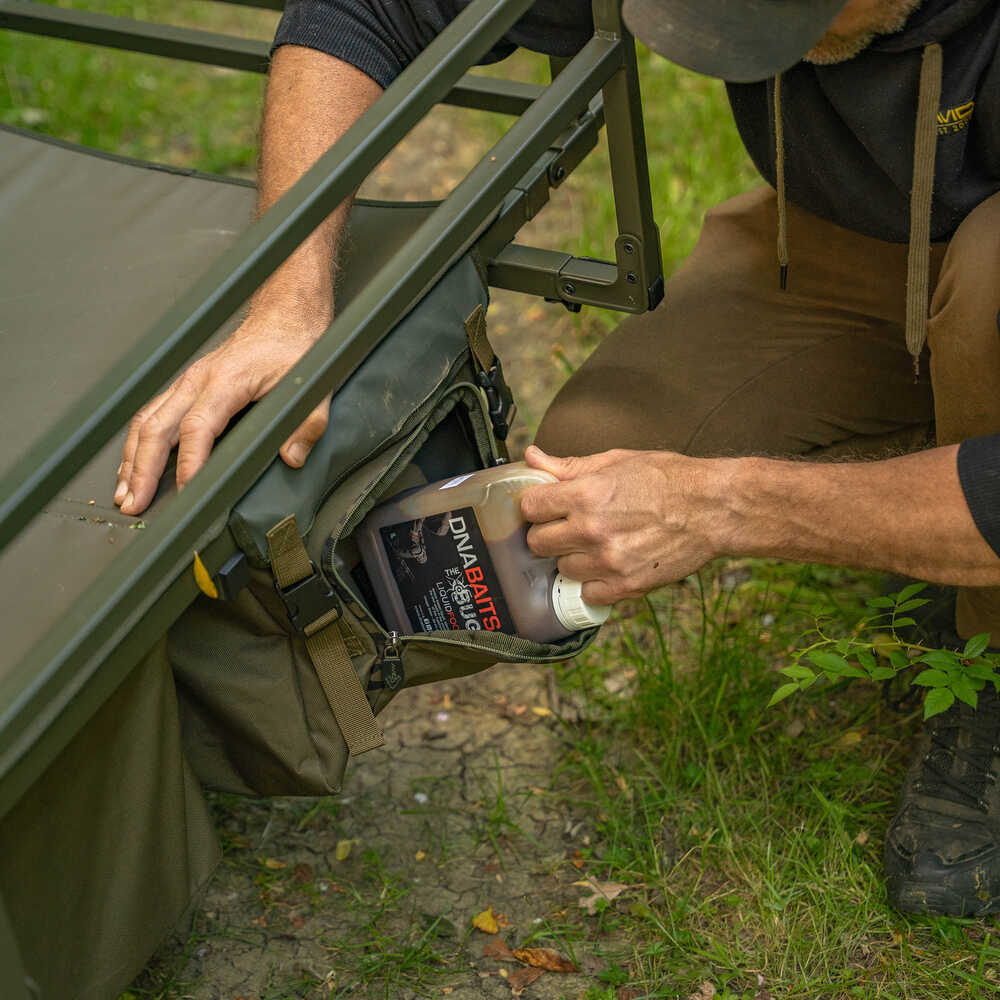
[5,7,996,999]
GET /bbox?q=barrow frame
[0,2,662,994]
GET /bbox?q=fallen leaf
[512,947,579,973]
[687,982,716,1000]
[855,830,870,846]
[496,911,510,927]
[472,906,499,934]
[509,967,544,994]
[575,877,631,915]
[260,857,286,870]
[531,705,552,717]
[442,693,454,710]
[442,989,453,995]
[290,913,305,929]
[250,915,267,929]
[415,849,427,861]
[334,839,353,861]
[484,935,516,961]
[568,850,586,870]
[616,989,643,1000]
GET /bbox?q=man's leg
[538,186,938,462]
[886,191,1000,916]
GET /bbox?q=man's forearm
[248,44,384,330]
[522,444,1000,607]
[721,444,1000,586]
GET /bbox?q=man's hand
[520,445,729,605]
[112,45,383,516]
[114,317,330,515]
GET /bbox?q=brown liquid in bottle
[356,463,609,643]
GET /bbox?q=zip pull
[370,631,405,692]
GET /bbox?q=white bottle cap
[551,573,611,632]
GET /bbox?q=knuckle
[179,410,213,436]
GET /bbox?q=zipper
[374,631,405,691]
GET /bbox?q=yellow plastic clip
[193,551,219,599]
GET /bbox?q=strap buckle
[275,563,341,637]
[476,357,517,441]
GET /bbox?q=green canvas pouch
[171,254,598,797]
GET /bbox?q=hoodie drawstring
[906,42,943,378]
[773,73,789,291]
[772,45,942,377]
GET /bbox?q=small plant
[771,582,1000,718]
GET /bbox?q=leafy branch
[769,583,1000,719]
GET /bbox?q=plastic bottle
[356,462,611,643]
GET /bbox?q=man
[114,0,1000,915]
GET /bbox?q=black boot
[885,686,1000,915]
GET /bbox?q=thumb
[524,444,577,480]
[525,444,620,481]
[280,393,331,468]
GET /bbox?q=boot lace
[914,695,1000,813]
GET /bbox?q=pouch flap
[230,255,488,566]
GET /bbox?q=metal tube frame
[0,0,662,816]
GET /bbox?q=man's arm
[115,45,382,516]
[521,444,1000,606]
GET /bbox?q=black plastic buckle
[476,357,517,441]
[276,564,340,636]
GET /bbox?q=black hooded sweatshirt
[272,0,1000,556]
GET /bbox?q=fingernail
[122,492,134,514]
[116,462,124,477]
[287,442,308,466]
[114,480,128,504]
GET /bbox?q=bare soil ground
[132,108,632,1000]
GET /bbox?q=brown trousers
[537,186,1000,638]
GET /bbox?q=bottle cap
[551,574,611,632]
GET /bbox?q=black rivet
[562,281,576,296]
[623,241,635,254]
[626,272,638,284]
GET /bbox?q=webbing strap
[266,515,385,757]
[464,304,495,372]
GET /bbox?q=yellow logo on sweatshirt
[937,100,974,134]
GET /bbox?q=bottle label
[379,506,515,634]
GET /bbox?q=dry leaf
[334,839,354,861]
[568,850,586,870]
[260,857,286,870]
[509,967,544,994]
[531,705,552,717]
[687,982,716,1000]
[617,989,643,1000]
[472,906,499,934]
[855,830,870,846]
[415,849,427,861]
[442,693,454,710]
[290,913,305,929]
[512,947,579,973]
[484,935,516,961]
[576,878,631,915]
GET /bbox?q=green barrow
[0,2,662,996]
